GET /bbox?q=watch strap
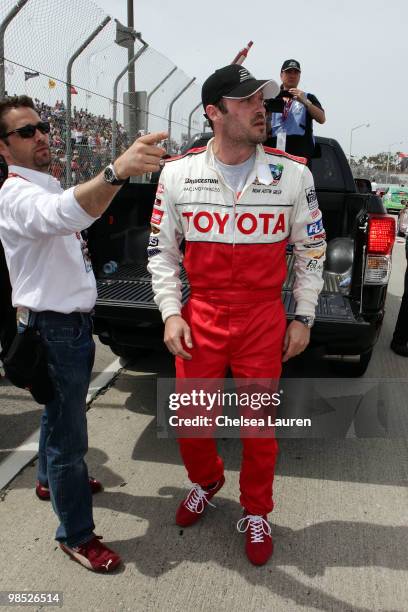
[294,314,314,328]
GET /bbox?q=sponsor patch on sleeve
[156,182,165,195]
[307,219,324,236]
[310,208,321,220]
[311,231,326,241]
[306,248,325,259]
[151,208,164,225]
[305,186,318,210]
[147,247,162,258]
[154,198,162,207]
[148,235,159,247]
[304,238,325,248]
[306,258,323,271]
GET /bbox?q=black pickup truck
[88,136,396,376]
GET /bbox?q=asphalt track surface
[0,238,407,611]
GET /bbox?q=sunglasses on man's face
[4,121,51,139]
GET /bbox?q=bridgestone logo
[185,178,218,184]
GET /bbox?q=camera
[264,91,293,113]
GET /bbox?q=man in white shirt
[0,95,166,572]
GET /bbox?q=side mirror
[354,178,372,194]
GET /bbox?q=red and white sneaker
[60,535,121,572]
[35,477,102,501]
[237,513,273,566]
[176,476,225,527]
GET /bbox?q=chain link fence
[0,0,205,183]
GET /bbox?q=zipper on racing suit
[211,165,258,249]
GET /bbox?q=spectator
[0,94,166,572]
[265,59,325,161]
[390,234,408,357]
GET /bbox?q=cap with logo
[281,59,301,72]
[201,64,280,110]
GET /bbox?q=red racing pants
[175,290,286,516]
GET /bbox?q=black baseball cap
[201,64,279,109]
[281,59,301,72]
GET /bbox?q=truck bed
[96,255,355,323]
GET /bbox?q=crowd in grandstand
[33,99,129,185]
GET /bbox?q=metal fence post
[145,66,177,133]
[0,0,31,98]
[168,77,195,153]
[65,16,111,187]
[111,39,148,159]
[187,101,202,140]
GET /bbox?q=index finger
[137,131,168,145]
[282,339,295,362]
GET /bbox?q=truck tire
[329,349,373,377]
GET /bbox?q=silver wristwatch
[103,163,126,186]
[294,314,315,328]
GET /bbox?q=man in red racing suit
[148,64,326,566]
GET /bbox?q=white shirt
[0,165,98,313]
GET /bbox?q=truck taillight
[367,215,395,254]
[364,215,396,285]
[364,255,392,284]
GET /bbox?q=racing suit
[147,138,325,515]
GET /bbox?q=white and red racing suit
[147,138,326,515]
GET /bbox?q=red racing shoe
[237,513,273,566]
[176,476,225,527]
[35,477,103,501]
[60,535,121,572]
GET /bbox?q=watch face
[104,166,115,183]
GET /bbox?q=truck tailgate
[95,258,356,323]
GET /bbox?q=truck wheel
[329,349,373,377]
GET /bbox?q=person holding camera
[265,59,325,161]
[0,95,167,572]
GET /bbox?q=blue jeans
[35,311,95,547]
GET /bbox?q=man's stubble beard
[33,148,51,171]
[246,125,267,146]
[224,122,266,148]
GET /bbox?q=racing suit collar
[205,138,274,186]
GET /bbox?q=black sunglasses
[4,121,51,139]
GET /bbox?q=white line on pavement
[86,358,122,403]
[0,357,125,491]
